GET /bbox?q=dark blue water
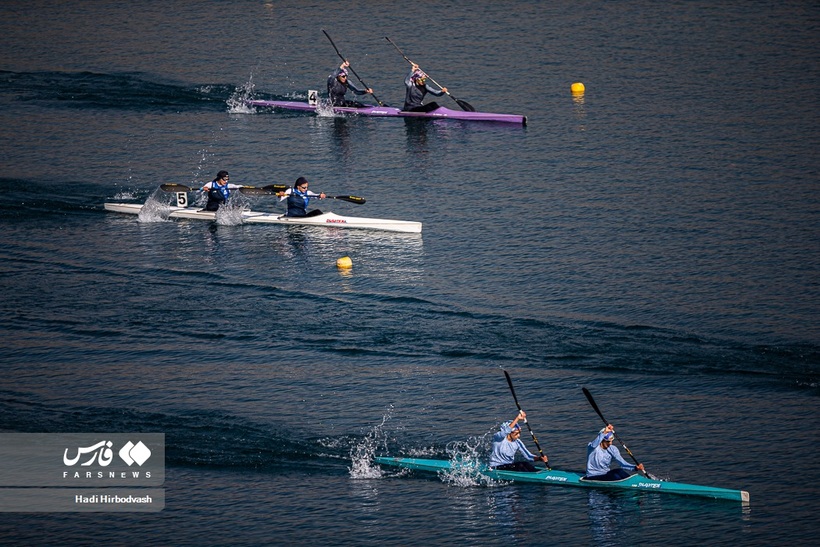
[1,0,818,544]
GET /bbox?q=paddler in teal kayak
[488,410,549,472]
[402,64,447,112]
[585,424,645,481]
[200,171,242,211]
[327,61,373,107]
[277,177,326,217]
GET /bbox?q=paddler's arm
[346,80,369,96]
[513,410,548,464]
[511,410,525,429]
[600,426,645,472]
[609,444,641,472]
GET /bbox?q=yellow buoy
[571,82,585,94]
[336,256,353,269]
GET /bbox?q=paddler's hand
[538,455,548,464]
[341,60,350,69]
[440,87,448,93]
[319,192,326,199]
[636,463,645,472]
[366,88,373,94]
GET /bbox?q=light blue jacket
[488,423,537,467]
[586,429,636,476]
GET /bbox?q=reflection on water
[572,92,587,132]
[404,118,430,153]
[329,117,352,162]
[587,489,676,545]
[587,490,626,544]
[485,488,523,542]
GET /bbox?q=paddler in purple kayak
[403,63,448,112]
[327,61,373,107]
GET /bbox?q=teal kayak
[374,457,749,503]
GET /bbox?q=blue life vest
[286,189,310,217]
[205,181,230,211]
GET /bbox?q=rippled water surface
[1,0,818,545]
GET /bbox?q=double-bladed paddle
[385,36,476,112]
[159,184,365,204]
[581,387,659,480]
[245,189,366,204]
[160,183,288,194]
[322,30,387,107]
[503,369,550,469]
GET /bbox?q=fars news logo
[63,440,154,480]
[63,440,152,467]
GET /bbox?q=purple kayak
[247,100,527,125]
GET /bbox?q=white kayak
[104,202,422,233]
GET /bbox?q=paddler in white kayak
[585,424,645,481]
[488,410,549,472]
[402,64,447,113]
[276,177,326,217]
[327,61,373,107]
[200,170,242,211]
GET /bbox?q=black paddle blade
[582,387,607,423]
[263,184,288,192]
[160,183,194,192]
[455,97,476,112]
[503,370,522,409]
[332,195,366,205]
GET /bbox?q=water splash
[440,434,499,488]
[137,191,172,222]
[315,99,340,118]
[227,73,256,114]
[214,200,246,226]
[348,407,393,479]
[403,445,439,458]
[113,190,139,200]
